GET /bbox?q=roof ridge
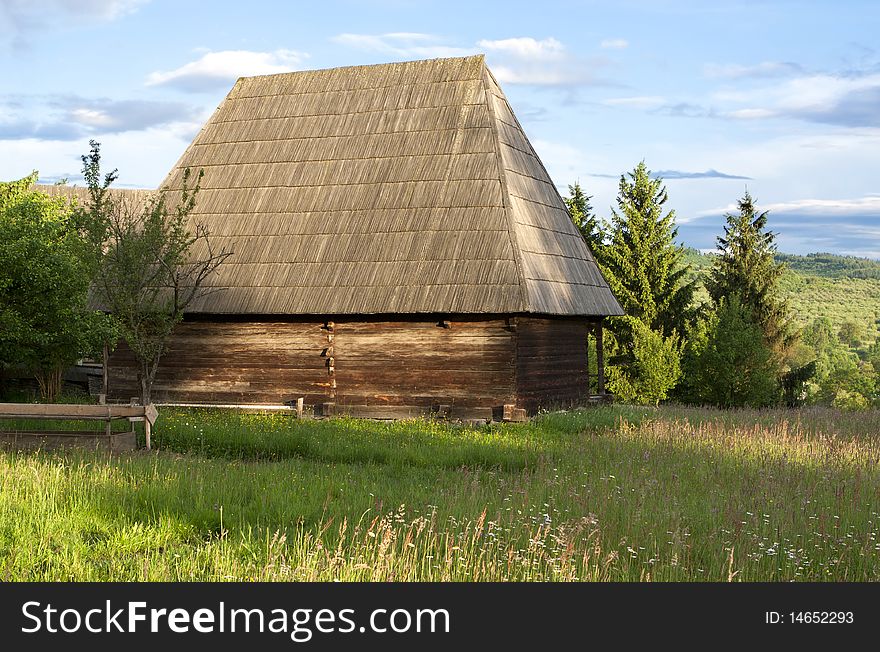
[233,54,487,84]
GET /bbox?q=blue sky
[1,0,878,257]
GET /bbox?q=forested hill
[775,253,880,279]
[681,249,880,345]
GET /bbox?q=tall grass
[1,405,878,581]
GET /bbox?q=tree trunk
[139,369,152,406]
[138,349,164,405]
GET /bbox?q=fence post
[144,404,158,451]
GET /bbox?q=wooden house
[101,55,624,418]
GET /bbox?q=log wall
[333,318,516,410]
[107,315,594,415]
[107,321,329,405]
[514,316,592,413]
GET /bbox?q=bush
[607,317,681,406]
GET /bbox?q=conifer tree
[705,192,795,357]
[601,162,698,353]
[694,296,779,408]
[563,181,603,254]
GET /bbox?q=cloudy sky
[1,0,878,257]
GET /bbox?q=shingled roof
[159,55,623,316]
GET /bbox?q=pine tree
[563,181,603,254]
[601,162,698,353]
[705,192,795,357]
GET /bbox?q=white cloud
[0,95,198,140]
[333,32,599,87]
[331,33,474,59]
[489,64,591,86]
[145,49,309,92]
[478,36,599,86]
[714,72,880,127]
[723,108,776,119]
[692,195,880,219]
[477,37,565,60]
[69,108,114,128]
[0,123,197,188]
[0,0,146,47]
[600,38,628,50]
[762,196,880,216]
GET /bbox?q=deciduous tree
[77,141,232,405]
[0,174,112,400]
[606,316,681,406]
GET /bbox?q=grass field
[2,405,879,581]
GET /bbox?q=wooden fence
[0,403,158,452]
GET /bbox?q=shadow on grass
[149,408,622,471]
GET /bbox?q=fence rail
[0,402,157,451]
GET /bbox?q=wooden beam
[586,322,591,395]
[0,403,147,419]
[102,343,109,398]
[596,319,605,395]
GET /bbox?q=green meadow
[2,405,878,581]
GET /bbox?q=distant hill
[775,253,880,279]
[680,248,880,346]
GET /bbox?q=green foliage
[692,297,780,408]
[672,312,712,404]
[563,181,603,254]
[799,317,876,408]
[868,341,880,376]
[606,317,681,405]
[780,361,817,407]
[802,316,837,353]
[600,162,698,353]
[0,173,113,400]
[779,273,880,348]
[706,192,795,357]
[77,141,231,404]
[684,248,880,347]
[815,359,876,410]
[838,320,867,348]
[604,219,878,408]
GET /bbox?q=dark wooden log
[596,319,605,395]
[514,316,590,413]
